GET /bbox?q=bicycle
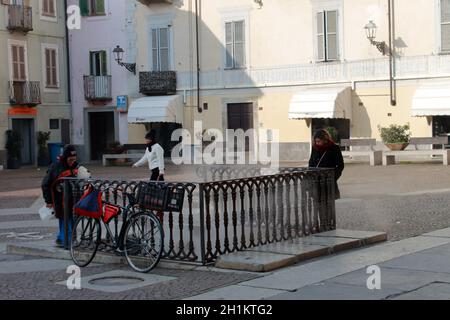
[70,189,164,273]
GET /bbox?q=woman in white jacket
[132,130,165,181]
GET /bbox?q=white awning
[288,86,352,119]
[412,83,450,116]
[128,95,183,124]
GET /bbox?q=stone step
[214,229,387,272]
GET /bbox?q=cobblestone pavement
[1,163,450,299]
[0,262,259,300]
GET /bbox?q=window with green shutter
[80,0,88,16]
[90,50,108,76]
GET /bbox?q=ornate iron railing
[9,81,41,106]
[7,5,33,33]
[139,71,177,96]
[83,75,112,101]
[63,167,336,265]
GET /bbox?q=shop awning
[288,86,352,119]
[412,83,450,116]
[127,95,183,124]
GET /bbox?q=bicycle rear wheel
[70,216,101,267]
[124,212,164,273]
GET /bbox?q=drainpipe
[195,0,202,113]
[64,0,71,103]
[388,0,396,106]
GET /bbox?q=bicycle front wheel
[70,216,101,267]
[124,212,164,273]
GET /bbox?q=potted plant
[37,131,51,167]
[106,141,126,165]
[378,123,411,151]
[5,130,22,169]
[325,127,339,143]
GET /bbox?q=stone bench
[102,153,144,166]
[340,139,382,166]
[382,137,450,165]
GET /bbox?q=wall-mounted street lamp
[364,20,389,56]
[113,45,136,75]
[364,0,396,106]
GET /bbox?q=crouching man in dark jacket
[41,145,79,248]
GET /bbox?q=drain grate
[89,276,145,286]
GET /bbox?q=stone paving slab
[215,251,298,272]
[294,236,363,253]
[0,258,73,274]
[184,284,286,300]
[247,242,330,260]
[391,282,450,300]
[380,252,450,274]
[214,230,387,272]
[313,230,388,244]
[238,235,450,291]
[268,282,402,300]
[326,266,450,292]
[422,227,450,238]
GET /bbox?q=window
[90,50,108,76]
[50,119,59,130]
[151,27,170,71]
[43,46,59,88]
[10,43,27,81]
[80,0,105,17]
[42,0,56,17]
[225,20,245,69]
[316,10,339,61]
[441,0,450,52]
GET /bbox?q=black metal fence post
[63,179,70,250]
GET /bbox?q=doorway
[311,118,350,144]
[227,103,254,151]
[89,112,115,161]
[12,118,34,165]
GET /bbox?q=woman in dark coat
[41,145,79,247]
[308,129,344,199]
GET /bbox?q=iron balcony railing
[7,5,33,33]
[63,166,336,265]
[137,0,173,5]
[139,71,177,96]
[83,75,112,101]
[9,81,41,106]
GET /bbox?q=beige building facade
[128,0,450,161]
[0,0,71,167]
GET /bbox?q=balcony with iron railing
[6,4,33,33]
[137,0,173,5]
[83,75,112,101]
[9,81,41,106]
[139,71,177,96]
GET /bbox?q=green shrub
[37,131,51,158]
[378,123,411,144]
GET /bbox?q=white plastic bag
[77,166,91,179]
[39,206,55,221]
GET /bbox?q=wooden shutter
[152,28,159,71]
[225,22,233,68]
[80,0,88,16]
[12,45,26,81]
[442,0,450,52]
[89,51,94,75]
[326,10,338,60]
[234,21,245,68]
[48,0,55,16]
[317,12,325,61]
[51,49,57,86]
[159,27,169,71]
[101,50,107,76]
[45,48,51,86]
[43,0,48,14]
